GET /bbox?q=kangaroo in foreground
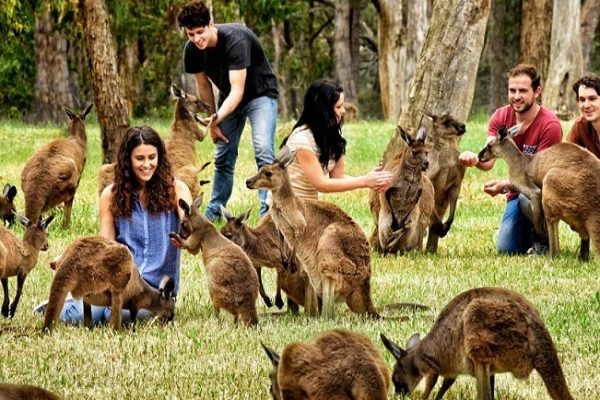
[262,328,390,400]
[246,146,378,318]
[0,383,61,400]
[369,126,435,254]
[381,287,573,400]
[43,236,175,331]
[478,126,600,260]
[169,194,259,326]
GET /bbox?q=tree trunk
[375,0,430,121]
[78,0,129,163]
[333,0,358,105]
[545,0,584,119]
[581,0,600,71]
[29,5,75,124]
[382,0,491,162]
[118,38,141,119]
[272,21,289,121]
[519,0,552,84]
[484,0,520,113]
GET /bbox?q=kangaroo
[369,126,435,254]
[0,215,54,318]
[169,194,259,326]
[246,146,378,319]
[478,126,600,259]
[0,383,61,400]
[381,287,573,400]
[43,236,175,331]
[424,112,467,253]
[220,207,309,314]
[262,329,390,400]
[0,184,17,226]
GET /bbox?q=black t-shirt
[183,23,278,106]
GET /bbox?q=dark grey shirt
[183,23,278,107]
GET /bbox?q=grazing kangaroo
[424,112,467,253]
[169,194,259,326]
[43,236,175,331]
[262,329,390,400]
[381,287,573,400]
[369,126,435,254]
[220,207,309,314]
[246,146,378,318]
[478,126,600,259]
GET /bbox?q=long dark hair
[111,125,176,218]
[285,79,346,167]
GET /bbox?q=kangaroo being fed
[246,146,378,318]
[381,287,573,400]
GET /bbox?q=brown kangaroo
[246,146,378,319]
[381,287,573,400]
[262,328,390,400]
[0,183,17,226]
[0,383,61,400]
[369,126,435,254]
[169,194,259,326]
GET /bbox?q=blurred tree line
[1,0,599,123]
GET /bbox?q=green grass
[0,117,598,399]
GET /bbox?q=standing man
[567,74,600,158]
[177,0,278,221]
[459,64,563,255]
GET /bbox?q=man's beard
[512,100,533,114]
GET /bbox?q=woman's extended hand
[365,166,393,192]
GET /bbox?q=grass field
[0,115,598,399]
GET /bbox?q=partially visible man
[177,0,278,221]
[459,64,563,255]
[567,74,600,158]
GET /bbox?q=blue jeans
[60,299,154,326]
[496,194,538,254]
[205,96,277,221]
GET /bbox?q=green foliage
[0,117,598,399]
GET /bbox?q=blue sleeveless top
[115,197,181,295]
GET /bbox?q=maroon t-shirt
[488,105,563,200]
[566,116,600,159]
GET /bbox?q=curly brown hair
[111,125,176,218]
[177,0,211,29]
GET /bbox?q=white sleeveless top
[285,125,336,200]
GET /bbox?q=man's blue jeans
[497,194,538,254]
[59,299,154,326]
[205,96,277,221]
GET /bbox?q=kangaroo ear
[158,275,176,299]
[16,213,30,227]
[41,215,55,229]
[3,184,17,202]
[261,342,280,367]
[406,333,421,349]
[276,146,296,168]
[179,199,191,216]
[82,103,93,120]
[192,193,204,209]
[64,108,76,120]
[238,207,253,225]
[381,333,406,360]
[416,126,427,143]
[421,109,435,121]
[399,127,413,146]
[220,205,235,221]
[171,84,185,100]
[498,126,509,141]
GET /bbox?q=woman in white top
[283,79,392,199]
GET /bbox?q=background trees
[1,0,599,125]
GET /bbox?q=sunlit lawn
[0,114,598,399]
